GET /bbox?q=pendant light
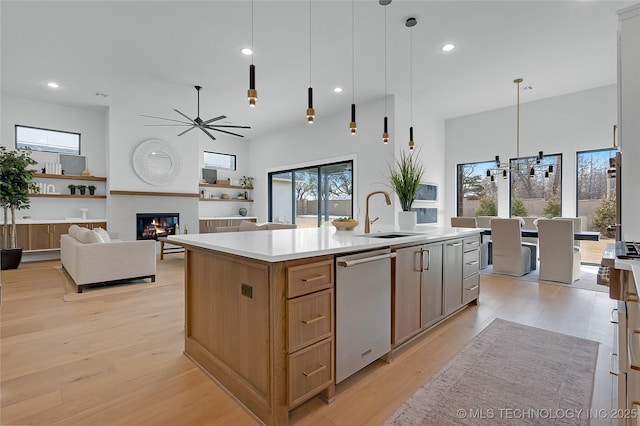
[406,17,417,151]
[247,0,257,107]
[380,0,391,144]
[349,0,357,135]
[307,0,315,123]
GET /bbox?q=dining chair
[537,219,581,283]
[491,218,531,276]
[552,217,582,249]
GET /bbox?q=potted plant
[240,176,254,188]
[87,185,96,195]
[0,146,38,270]
[68,184,76,195]
[77,184,87,195]
[388,149,425,230]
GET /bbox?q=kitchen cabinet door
[421,242,444,328]
[51,223,71,249]
[392,245,422,345]
[1,224,30,250]
[29,224,51,250]
[443,239,463,316]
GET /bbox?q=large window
[509,153,562,217]
[203,151,236,171]
[268,161,353,228]
[15,125,80,154]
[456,160,498,217]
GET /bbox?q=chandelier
[487,78,554,181]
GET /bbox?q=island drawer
[288,338,333,408]
[463,236,481,252]
[287,259,334,298]
[287,289,334,353]
[462,273,480,304]
[463,250,480,278]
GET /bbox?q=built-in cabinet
[3,221,107,251]
[199,217,257,233]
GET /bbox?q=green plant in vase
[77,184,87,195]
[388,149,425,230]
[68,184,76,195]
[87,185,96,195]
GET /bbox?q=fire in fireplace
[136,213,179,240]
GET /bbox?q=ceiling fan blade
[144,124,194,127]
[177,126,198,136]
[140,114,193,125]
[202,115,227,125]
[208,124,252,129]
[199,127,217,141]
[173,109,198,124]
[210,127,245,138]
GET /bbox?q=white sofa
[61,225,156,292]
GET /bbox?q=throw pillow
[76,228,105,244]
[68,224,81,239]
[93,227,111,243]
[238,221,267,232]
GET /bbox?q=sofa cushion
[76,227,105,244]
[68,224,81,239]
[93,227,111,243]
[239,221,268,232]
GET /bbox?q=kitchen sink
[356,232,420,239]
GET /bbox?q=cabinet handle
[609,352,619,376]
[303,363,326,378]
[422,248,431,271]
[466,260,479,266]
[630,330,640,371]
[301,274,326,283]
[465,285,479,292]
[447,242,463,247]
[414,251,422,272]
[467,241,479,246]
[302,314,326,325]
[627,292,639,302]
[47,225,50,233]
[610,308,619,324]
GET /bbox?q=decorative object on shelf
[59,154,86,176]
[216,179,230,186]
[88,185,96,195]
[239,207,248,217]
[0,146,38,270]
[240,176,254,187]
[202,168,217,184]
[77,185,87,195]
[388,148,425,230]
[80,208,88,220]
[132,138,182,186]
[486,78,554,181]
[68,184,76,195]
[332,217,358,231]
[237,192,245,200]
[44,162,63,175]
[221,193,229,200]
[141,86,250,141]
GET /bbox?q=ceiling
[1,1,634,140]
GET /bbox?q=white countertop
[168,225,480,262]
[1,218,107,225]
[614,258,640,295]
[199,216,257,220]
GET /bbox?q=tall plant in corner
[0,146,38,259]
[388,148,425,211]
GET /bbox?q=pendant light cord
[410,25,413,126]
[384,5,387,116]
[309,0,312,85]
[516,79,520,160]
[251,0,254,65]
[352,0,355,104]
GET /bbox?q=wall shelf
[199,198,253,203]
[30,194,107,199]
[33,173,107,181]
[199,183,253,190]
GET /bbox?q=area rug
[384,319,599,425]
[481,264,606,293]
[57,265,178,301]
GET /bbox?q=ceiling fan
[141,85,250,141]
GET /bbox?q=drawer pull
[610,308,619,324]
[629,330,640,371]
[610,352,619,376]
[466,260,479,266]
[466,241,479,246]
[303,363,326,378]
[301,274,326,283]
[627,292,639,302]
[448,242,463,247]
[302,314,326,325]
[466,285,479,292]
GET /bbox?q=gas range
[615,241,640,259]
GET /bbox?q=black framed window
[203,151,236,171]
[456,160,498,217]
[509,153,562,217]
[15,125,80,154]
[576,148,617,232]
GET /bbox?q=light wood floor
[1,256,617,425]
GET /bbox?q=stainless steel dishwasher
[335,248,395,383]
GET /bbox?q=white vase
[398,210,417,230]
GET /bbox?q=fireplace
[136,213,179,240]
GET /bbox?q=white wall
[444,84,617,221]
[0,94,108,220]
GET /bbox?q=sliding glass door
[268,161,353,228]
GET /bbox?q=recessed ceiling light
[333,87,343,93]
[441,43,456,52]
[47,82,59,88]
[241,48,253,55]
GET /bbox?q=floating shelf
[33,173,107,181]
[199,183,253,190]
[199,198,254,203]
[30,194,107,199]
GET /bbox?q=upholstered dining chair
[491,218,531,276]
[450,217,477,228]
[552,217,582,249]
[537,219,581,283]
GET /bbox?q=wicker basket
[331,220,358,231]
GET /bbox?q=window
[203,151,236,171]
[268,160,353,228]
[456,160,498,217]
[15,125,80,155]
[509,153,562,217]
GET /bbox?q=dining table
[479,228,600,241]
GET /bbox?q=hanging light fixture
[380,0,391,144]
[247,0,257,107]
[349,0,357,135]
[487,78,554,179]
[306,0,315,123]
[406,17,417,151]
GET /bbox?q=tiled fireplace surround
[109,195,199,242]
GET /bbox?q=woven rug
[384,319,599,425]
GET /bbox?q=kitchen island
[169,226,480,425]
